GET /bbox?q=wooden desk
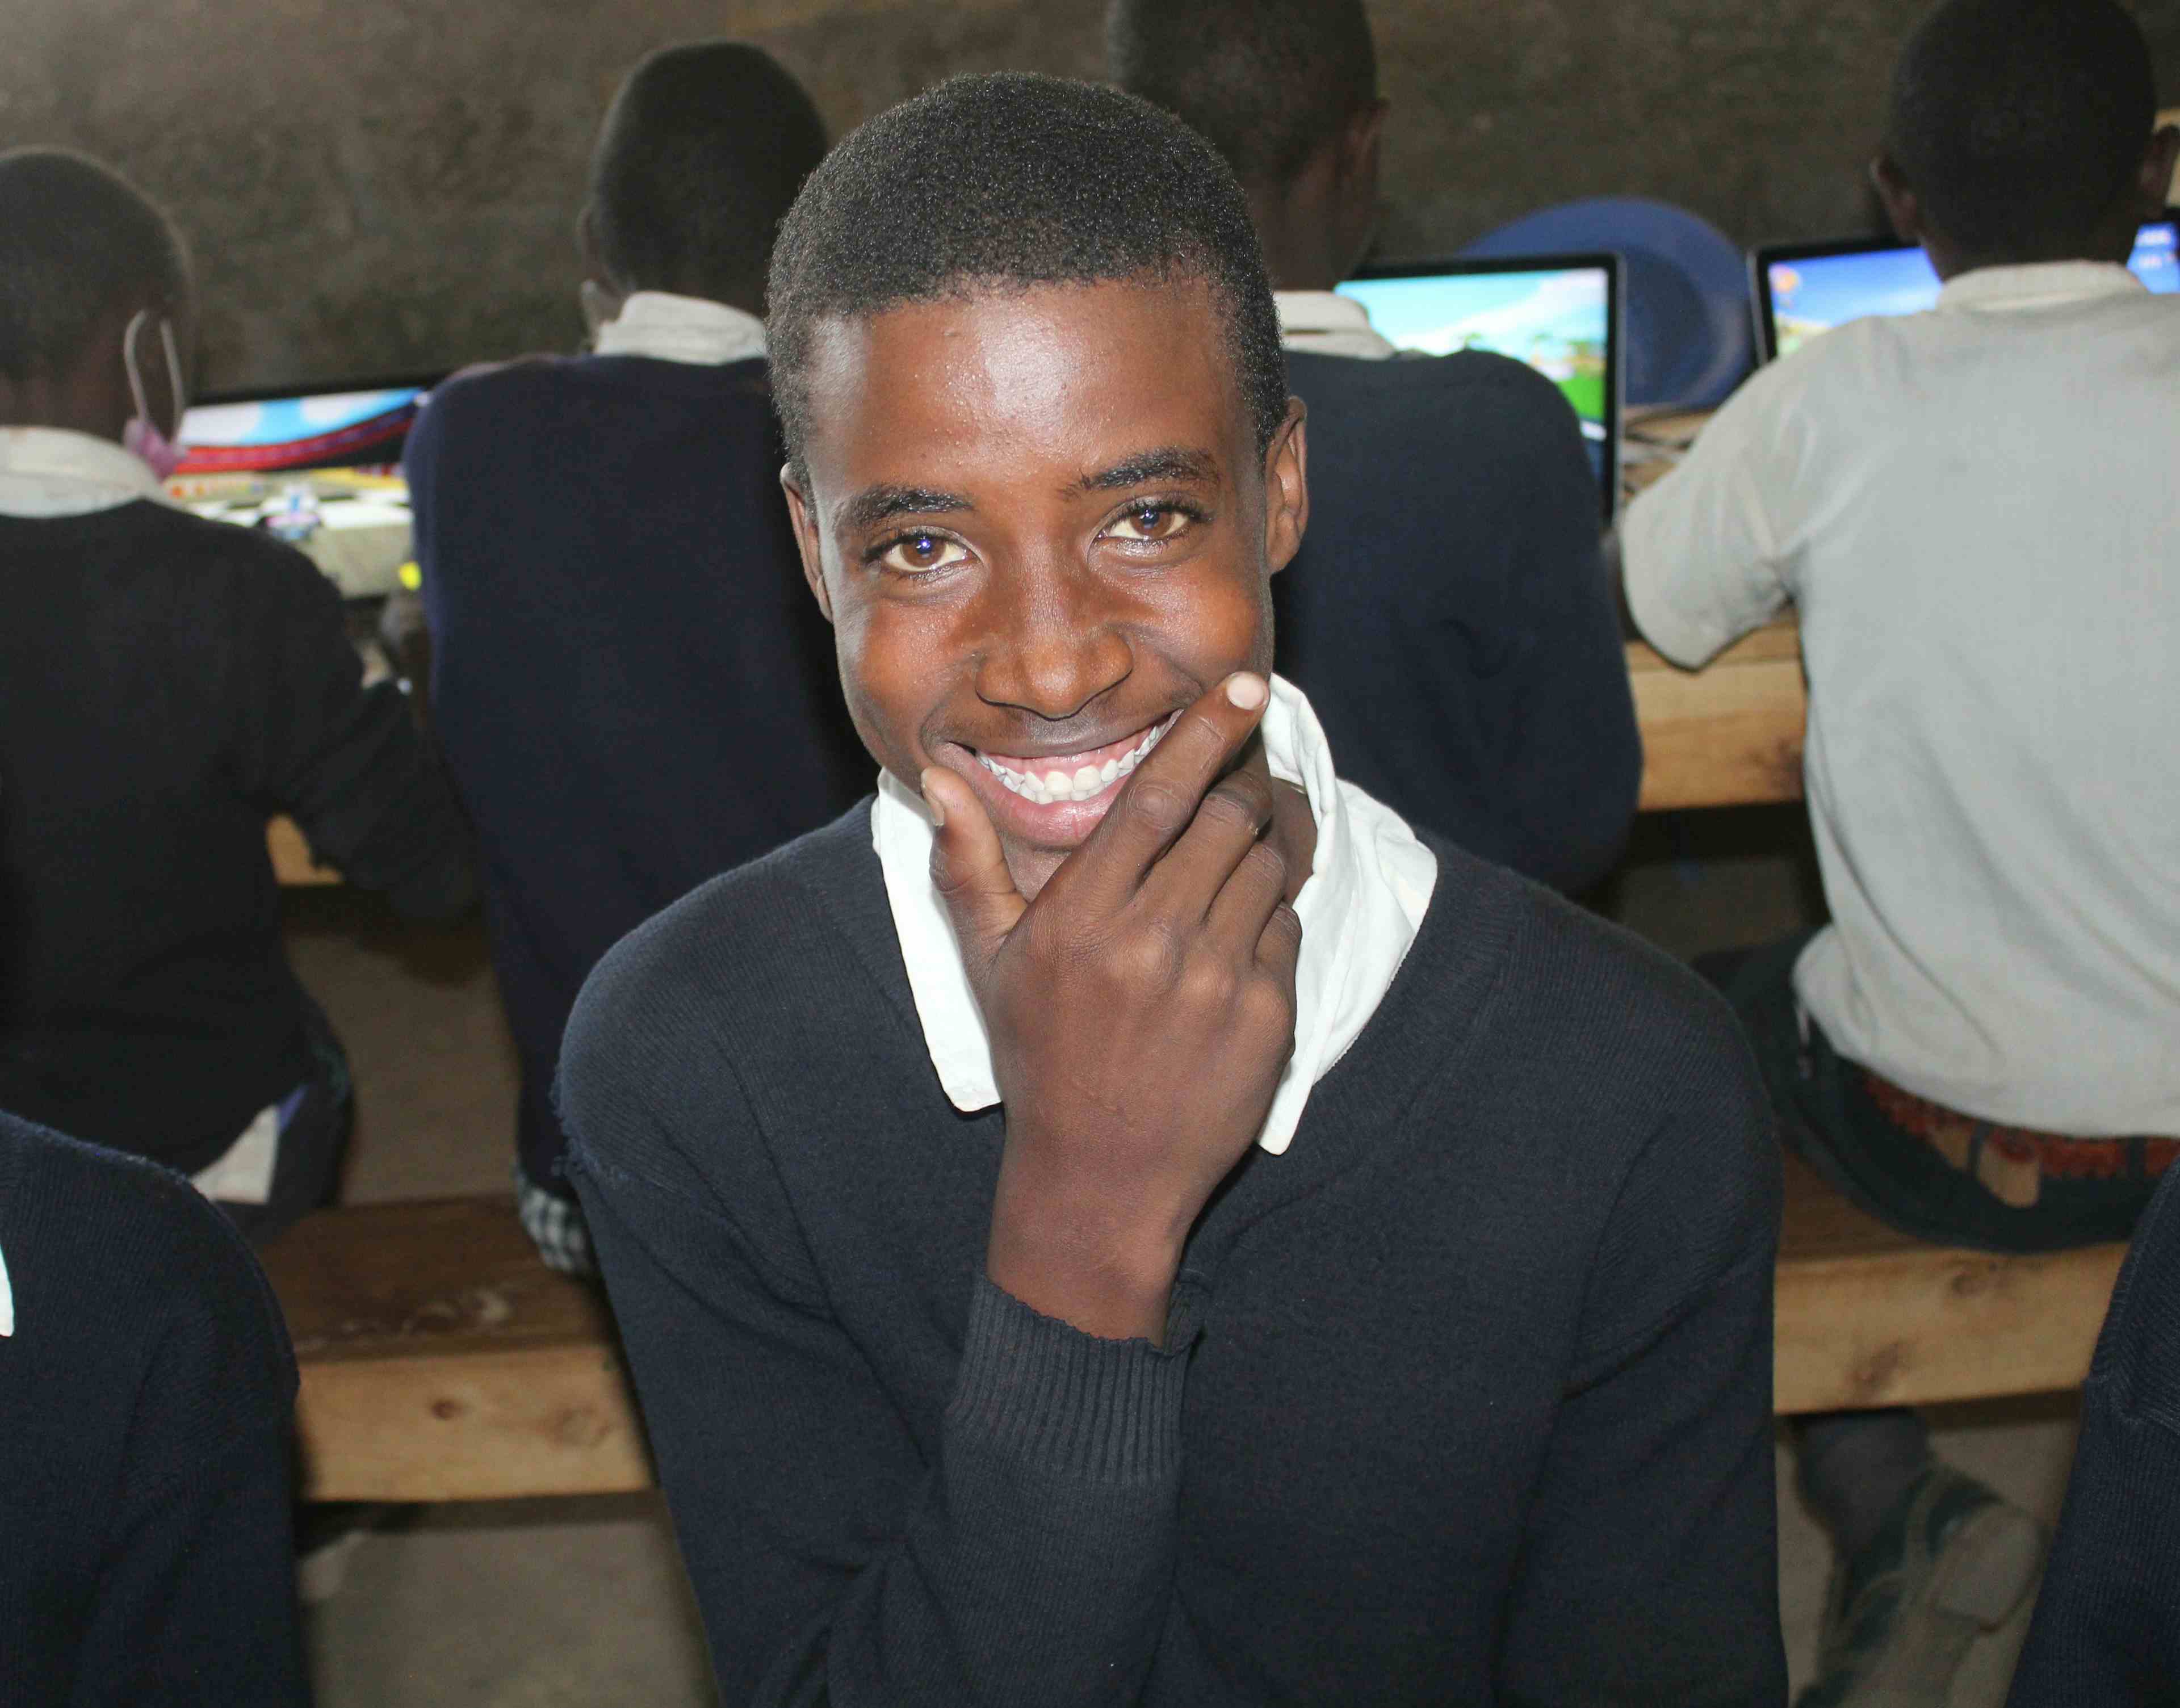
[1626,619,1806,811]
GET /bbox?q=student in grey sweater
[561,74,1784,1706]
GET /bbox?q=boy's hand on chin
[921,673,1303,1345]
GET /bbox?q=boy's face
[783,276,1307,899]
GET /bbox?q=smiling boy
[560,74,1785,1706]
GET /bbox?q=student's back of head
[1105,0,1384,289]
[1877,0,2176,275]
[583,41,828,314]
[0,148,191,440]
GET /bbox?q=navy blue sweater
[0,504,473,1170]
[2007,1161,2180,1703]
[560,804,1785,1706]
[0,1109,307,1705]
[1277,351,1640,893]
[407,354,869,1195]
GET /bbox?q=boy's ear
[1869,153,1924,246]
[2137,124,2180,219]
[1341,99,1390,190]
[780,465,835,622]
[1263,396,1309,578]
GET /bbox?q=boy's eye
[878,531,970,574]
[1105,504,1192,543]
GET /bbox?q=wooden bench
[265,1164,2123,1502]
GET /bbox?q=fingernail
[1225,673,1268,710]
[919,768,946,827]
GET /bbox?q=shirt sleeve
[1494,994,1788,1708]
[1622,374,1795,669]
[230,541,477,918]
[559,951,1202,1708]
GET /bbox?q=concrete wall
[8,0,2177,389]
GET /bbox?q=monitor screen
[1758,219,2179,361]
[1336,255,1620,520]
[168,378,436,600]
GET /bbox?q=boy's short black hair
[0,148,190,383]
[588,41,828,307]
[767,73,1286,488]
[1886,0,2157,258]
[1105,0,1377,190]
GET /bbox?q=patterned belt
[1861,1070,2180,1209]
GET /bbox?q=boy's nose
[973,570,1133,721]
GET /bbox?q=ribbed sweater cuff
[948,1274,1190,1487]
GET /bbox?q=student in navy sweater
[1109,0,1640,894]
[406,43,867,1271]
[0,149,475,1244]
[560,74,1784,1706]
[0,1105,309,1705]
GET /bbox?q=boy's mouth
[969,711,1180,807]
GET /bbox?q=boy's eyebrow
[1070,446,1221,496]
[837,485,972,532]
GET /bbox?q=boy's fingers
[1065,672,1272,911]
[922,765,1026,977]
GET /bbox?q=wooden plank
[262,1198,652,1503]
[1773,1155,2124,1414]
[258,1176,2126,1497]
[1629,619,1807,811]
[269,815,341,886]
[296,1345,649,1503]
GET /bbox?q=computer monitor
[1336,253,1623,522]
[1753,215,2180,363]
[169,374,439,600]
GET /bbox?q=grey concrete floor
[282,808,2081,1706]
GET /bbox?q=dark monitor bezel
[185,368,447,413]
[1341,250,1625,523]
[1749,211,2180,364]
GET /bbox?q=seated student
[2006,1159,2180,1706]
[0,149,475,1244]
[560,73,1785,1706]
[405,41,867,1274]
[1621,1,2180,1700]
[0,1104,309,1703]
[1108,0,1640,893]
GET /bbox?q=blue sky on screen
[180,387,424,450]
[1774,222,2179,339]
[1770,248,1939,331]
[1336,267,1608,368]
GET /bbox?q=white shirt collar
[1276,290,1399,362]
[1936,261,2148,313]
[0,426,165,518]
[0,1233,12,1337]
[592,291,768,366]
[871,675,1437,1156]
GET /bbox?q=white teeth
[973,714,1178,805]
